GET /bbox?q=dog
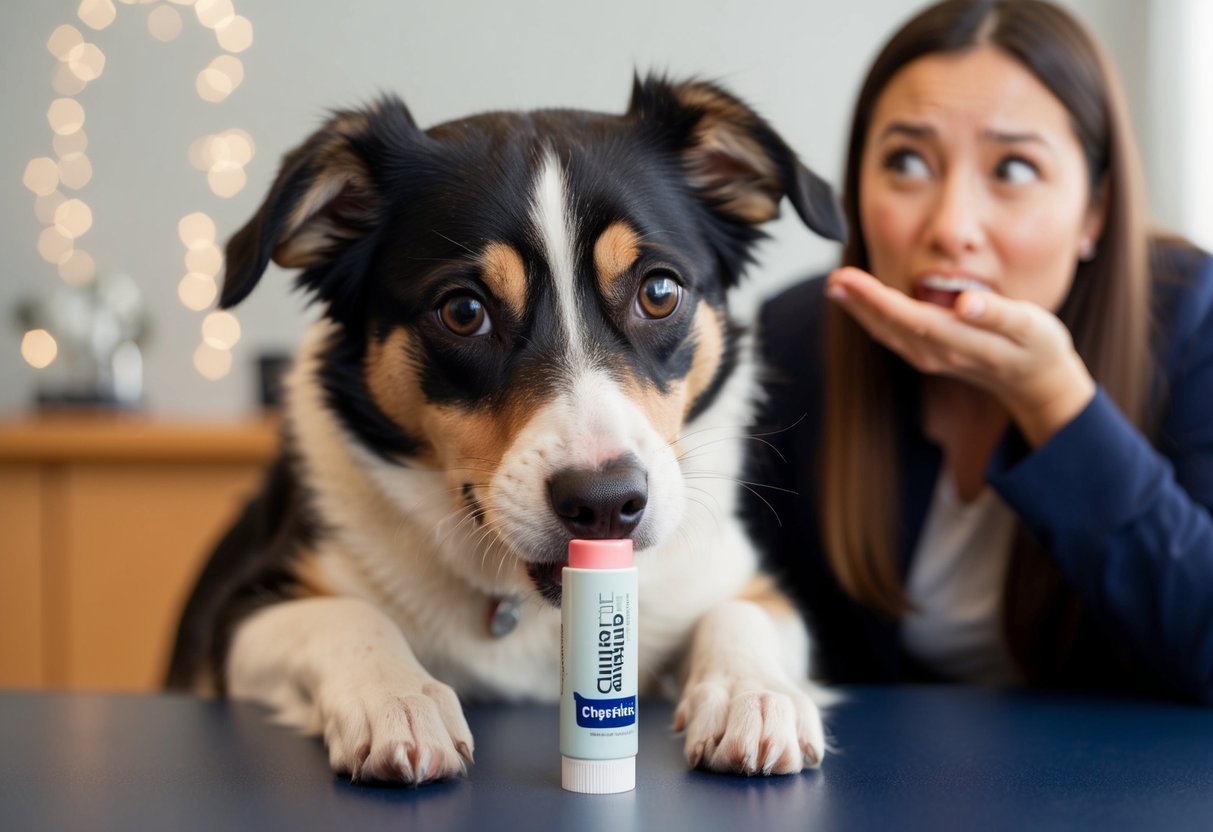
[166,74,845,784]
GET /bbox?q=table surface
[2,685,1211,832]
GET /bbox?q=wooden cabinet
[0,414,277,691]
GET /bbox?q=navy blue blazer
[748,242,1213,703]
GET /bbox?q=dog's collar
[487,594,523,638]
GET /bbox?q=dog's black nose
[549,458,648,539]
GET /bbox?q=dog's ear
[627,75,846,244]
[219,98,421,309]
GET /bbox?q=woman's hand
[826,266,1096,447]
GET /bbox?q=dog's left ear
[219,98,421,311]
[628,75,846,243]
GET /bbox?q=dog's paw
[673,675,824,775]
[320,677,474,785]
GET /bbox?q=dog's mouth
[526,559,568,606]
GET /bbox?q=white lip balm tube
[560,538,638,794]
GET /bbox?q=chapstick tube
[560,539,638,793]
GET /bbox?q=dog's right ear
[219,98,420,309]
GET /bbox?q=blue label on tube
[574,693,637,728]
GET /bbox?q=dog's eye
[635,274,682,319]
[438,294,491,337]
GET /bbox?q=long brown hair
[821,0,1151,618]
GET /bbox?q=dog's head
[222,75,843,603]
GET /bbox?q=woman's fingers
[826,268,1012,374]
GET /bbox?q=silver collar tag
[488,594,523,638]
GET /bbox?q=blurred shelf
[0,411,279,463]
[0,411,279,692]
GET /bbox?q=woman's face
[859,45,1104,312]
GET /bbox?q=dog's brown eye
[636,274,682,319]
[439,294,491,337]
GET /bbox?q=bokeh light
[58,249,98,286]
[48,98,86,135]
[202,310,241,349]
[47,24,84,60]
[185,242,223,275]
[207,161,246,197]
[54,199,94,239]
[58,152,93,190]
[67,42,106,81]
[194,0,235,29]
[37,227,75,265]
[148,5,184,41]
[23,158,60,196]
[178,212,217,248]
[193,342,233,380]
[214,14,252,52]
[196,66,233,103]
[178,273,218,310]
[22,330,60,370]
[77,0,117,31]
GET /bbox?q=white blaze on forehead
[530,151,585,365]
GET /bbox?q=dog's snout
[549,458,648,539]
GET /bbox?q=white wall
[0,0,1159,416]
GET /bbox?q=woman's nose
[926,174,986,256]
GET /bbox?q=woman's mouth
[913,275,992,308]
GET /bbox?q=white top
[901,473,1022,685]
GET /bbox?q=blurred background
[1,0,1209,691]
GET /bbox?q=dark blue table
[2,686,1210,831]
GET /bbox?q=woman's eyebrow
[877,121,935,141]
[980,129,1051,147]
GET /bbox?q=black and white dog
[167,75,844,784]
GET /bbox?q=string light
[23,157,60,196]
[77,0,118,32]
[147,5,184,41]
[67,42,106,81]
[193,342,232,380]
[28,2,256,384]
[48,98,86,135]
[201,311,241,349]
[21,330,59,370]
[57,152,93,190]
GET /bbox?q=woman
[753,0,1213,702]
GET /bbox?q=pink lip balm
[559,539,638,793]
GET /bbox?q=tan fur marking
[293,551,337,598]
[736,573,799,622]
[479,243,528,319]
[365,325,544,484]
[622,302,726,449]
[593,222,641,297]
[625,375,685,447]
[364,328,438,466]
[684,303,725,416]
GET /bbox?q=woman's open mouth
[913,275,992,308]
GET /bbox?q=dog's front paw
[321,677,474,785]
[674,676,824,775]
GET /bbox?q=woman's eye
[438,294,491,337]
[883,148,930,181]
[635,274,682,319]
[995,156,1039,185]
